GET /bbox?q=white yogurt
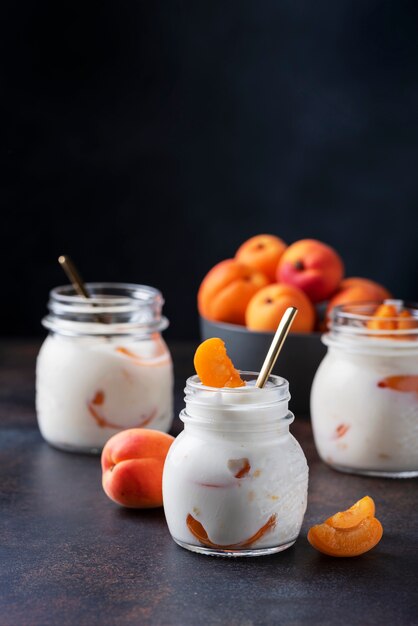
[311,301,418,477]
[36,283,173,453]
[163,374,308,557]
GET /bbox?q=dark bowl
[199,317,327,415]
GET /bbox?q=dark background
[1,0,417,339]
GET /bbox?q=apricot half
[308,517,383,558]
[194,338,245,388]
[101,429,175,508]
[325,496,375,529]
[308,496,383,557]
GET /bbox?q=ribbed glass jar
[311,301,418,477]
[36,283,173,453]
[163,373,308,557]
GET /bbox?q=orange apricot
[277,239,344,303]
[245,283,315,333]
[235,234,287,282]
[327,277,391,318]
[198,259,268,325]
[101,429,175,508]
[367,304,398,331]
[307,516,383,557]
[325,496,375,529]
[194,338,245,388]
[397,309,418,330]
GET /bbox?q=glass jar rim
[42,282,168,336]
[182,372,292,430]
[325,299,418,351]
[185,372,288,394]
[184,372,290,408]
[49,282,163,311]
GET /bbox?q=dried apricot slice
[194,338,245,388]
[325,496,375,529]
[308,516,383,557]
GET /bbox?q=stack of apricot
[198,235,391,333]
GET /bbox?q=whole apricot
[101,429,175,508]
[245,283,315,333]
[278,239,344,303]
[235,234,287,282]
[327,277,391,318]
[198,259,268,325]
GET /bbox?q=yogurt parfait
[311,301,418,477]
[163,338,308,557]
[36,283,173,453]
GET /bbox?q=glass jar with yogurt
[311,301,418,477]
[163,373,308,557]
[36,283,173,453]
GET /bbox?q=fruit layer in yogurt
[36,333,173,451]
[311,304,418,474]
[163,339,308,552]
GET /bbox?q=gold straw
[255,307,298,388]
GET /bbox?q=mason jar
[163,373,308,557]
[36,283,173,453]
[311,301,418,477]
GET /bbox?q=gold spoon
[58,255,107,325]
[255,307,298,388]
[58,255,91,298]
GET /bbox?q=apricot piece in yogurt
[377,375,418,394]
[397,310,418,330]
[308,497,383,557]
[87,390,157,430]
[186,513,277,550]
[366,304,397,331]
[367,304,417,335]
[334,424,350,439]
[194,338,245,388]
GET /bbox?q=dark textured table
[1,340,417,626]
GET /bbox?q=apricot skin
[235,234,287,282]
[308,516,383,557]
[277,239,344,303]
[245,283,315,333]
[327,278,391,318]
[194,337,245,388]
[198,259,268,325]
[325,496,375,529]
[101,429,175,508]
